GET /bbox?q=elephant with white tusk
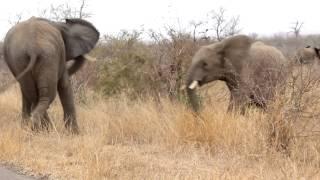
[186,35,288,113]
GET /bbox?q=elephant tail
[0,54,37,93]
[15,54,38,81]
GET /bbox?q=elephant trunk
[186,78,201,112]
[67,54,97,76]
[67,55,86,76]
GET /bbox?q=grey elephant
[294,46,320,64]
[186,35,287,113]
[3,17,99,133]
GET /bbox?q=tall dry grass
[0,71,320,179]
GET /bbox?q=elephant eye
[202,62,208,69]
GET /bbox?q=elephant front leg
[58,72,79,134]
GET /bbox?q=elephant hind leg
[31,74,57,131]
[19,76,37,127]
[58,72,79,134]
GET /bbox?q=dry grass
[1,78,320,179]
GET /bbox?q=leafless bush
[207,7,241,41]
[289,21,304,38]
[39,0,91,21]
[148,28,201,99]
[267,63,320,152]
[7,0,91,28]
[70,61,98,105]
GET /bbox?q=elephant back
[242,42,288,103]
[3,18,65,79]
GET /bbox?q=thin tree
[290,21,303,38]
[78,0,92,19]
[208,7,241,41]
[190,20,203,43]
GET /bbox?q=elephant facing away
[3,17,100,133]
[294,46,320,64]
[186,35,288,113]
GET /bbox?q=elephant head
[294,46,320,64]
[186,35,254,111]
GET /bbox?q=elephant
[186,35,288,113]
[294,46,320,64]
[2,17,100,133]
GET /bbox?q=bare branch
[189,20,203,42]
[208,7,241,41]
[225,16,241,37]
[8,13,23,25]
[289,21,304,38]
[39,0,91,21]
[78,0,92,19]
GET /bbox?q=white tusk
[188,81,199,89]
[84,54,97,62]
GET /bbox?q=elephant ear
[60,18,100,60]
[217,35,253,71]
[219,35,252,59]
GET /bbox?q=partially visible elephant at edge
[186,35,288,113]
[3,17,100,133]
[294,46,320,64]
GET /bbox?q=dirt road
[0,167,34,180]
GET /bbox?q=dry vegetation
[1,63,320,179]
[1,7,320,178]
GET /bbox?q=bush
[96,30,157,99]
[96,29,202,101]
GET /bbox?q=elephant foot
[64,116,79,134]
[30,113,51,132]
[64,126,79,135]
[66,124,79,134]
[65,121,79,134]
[40,113,52,131]
[71,127,79,134]
[40,119,52,131]
[30,114,42,132]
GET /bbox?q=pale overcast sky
[0,0,319,39]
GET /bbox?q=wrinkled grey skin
[294,46,320,64]
[186,35,287,113]
[3,17,99,133]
